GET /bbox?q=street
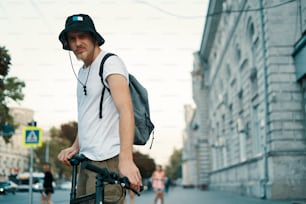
[0,187,299,204]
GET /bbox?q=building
[182,105,198,187]
[189,0,306,200]
[0,107,34,178]
[182,51,212,189]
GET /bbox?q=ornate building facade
[0,107,33,178]
[188,0,306,199]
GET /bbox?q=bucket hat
[59,14,105,50]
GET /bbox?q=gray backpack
[99,53,154,147]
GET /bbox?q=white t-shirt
[76,50,129,161]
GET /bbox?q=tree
[34,122,77,180]
[59,121,78,144]
[0,46,25,143]
[165,148,182,180]
[34,122,156,181]
[133,151,155,178]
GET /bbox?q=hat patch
[72,16,83,21]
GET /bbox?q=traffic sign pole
[29,148,34,204]
[25,121,40,204]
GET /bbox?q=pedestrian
[125,190,135,204]
[151,165,166,204]
[41,163,54,204]
[57,13,142,204]
[164,177,170,193]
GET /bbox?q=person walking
[125,190,135,204]
[41,163,54,204]
[57,14,142,204]
[151,165,166,204]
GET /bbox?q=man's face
[67,30,95,62]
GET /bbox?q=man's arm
[107,73,142,191]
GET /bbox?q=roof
[199,0,225,61]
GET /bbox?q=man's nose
[75,37,82,46]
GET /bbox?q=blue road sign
[22,126,42,147]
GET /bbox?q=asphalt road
[0,186,302,204]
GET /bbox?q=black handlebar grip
[81,161,109,176]
[69,154,86,165]
[120,177,143,196]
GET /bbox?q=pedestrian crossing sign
[22,126,43,147]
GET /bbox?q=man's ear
[94,38,99,47]
[89,33,99,47]
[64,41,71,50]
[95,40,99,47]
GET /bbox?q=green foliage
[0,46,25,143]
[34,122,77,180]
[0,46,11,76]
[33,121,157,181]
[133,151,156,178]
[59,122,78,144]
[165,148,182,180]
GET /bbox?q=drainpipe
[259,0,269,199]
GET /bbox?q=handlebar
[69,154,143,196]
[69,153,86,165]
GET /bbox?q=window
[235,44,241,63]
[251,105,261,155]
[247,20,255,44]
[238,119,246,161]
[238,89,243,113]
[250,67,258,97]
[226,64,231,79]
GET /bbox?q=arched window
[246,17,258,96]
[247,18,255,44]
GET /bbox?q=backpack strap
[99,53,116,118]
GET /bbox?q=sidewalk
[132,187,297,204]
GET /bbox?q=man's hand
[57,146,78,166]
[118,158,142,192]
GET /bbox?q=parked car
[32,178,44,192]
[59,181,72,190]
[0,181,18,195]
[16,172,44,192]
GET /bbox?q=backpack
[99,53,155,147]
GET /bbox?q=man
[57,14,142,203]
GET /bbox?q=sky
[1,0,208,165]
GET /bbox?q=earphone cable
[68,51,91,95]
[69,51,83,86]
